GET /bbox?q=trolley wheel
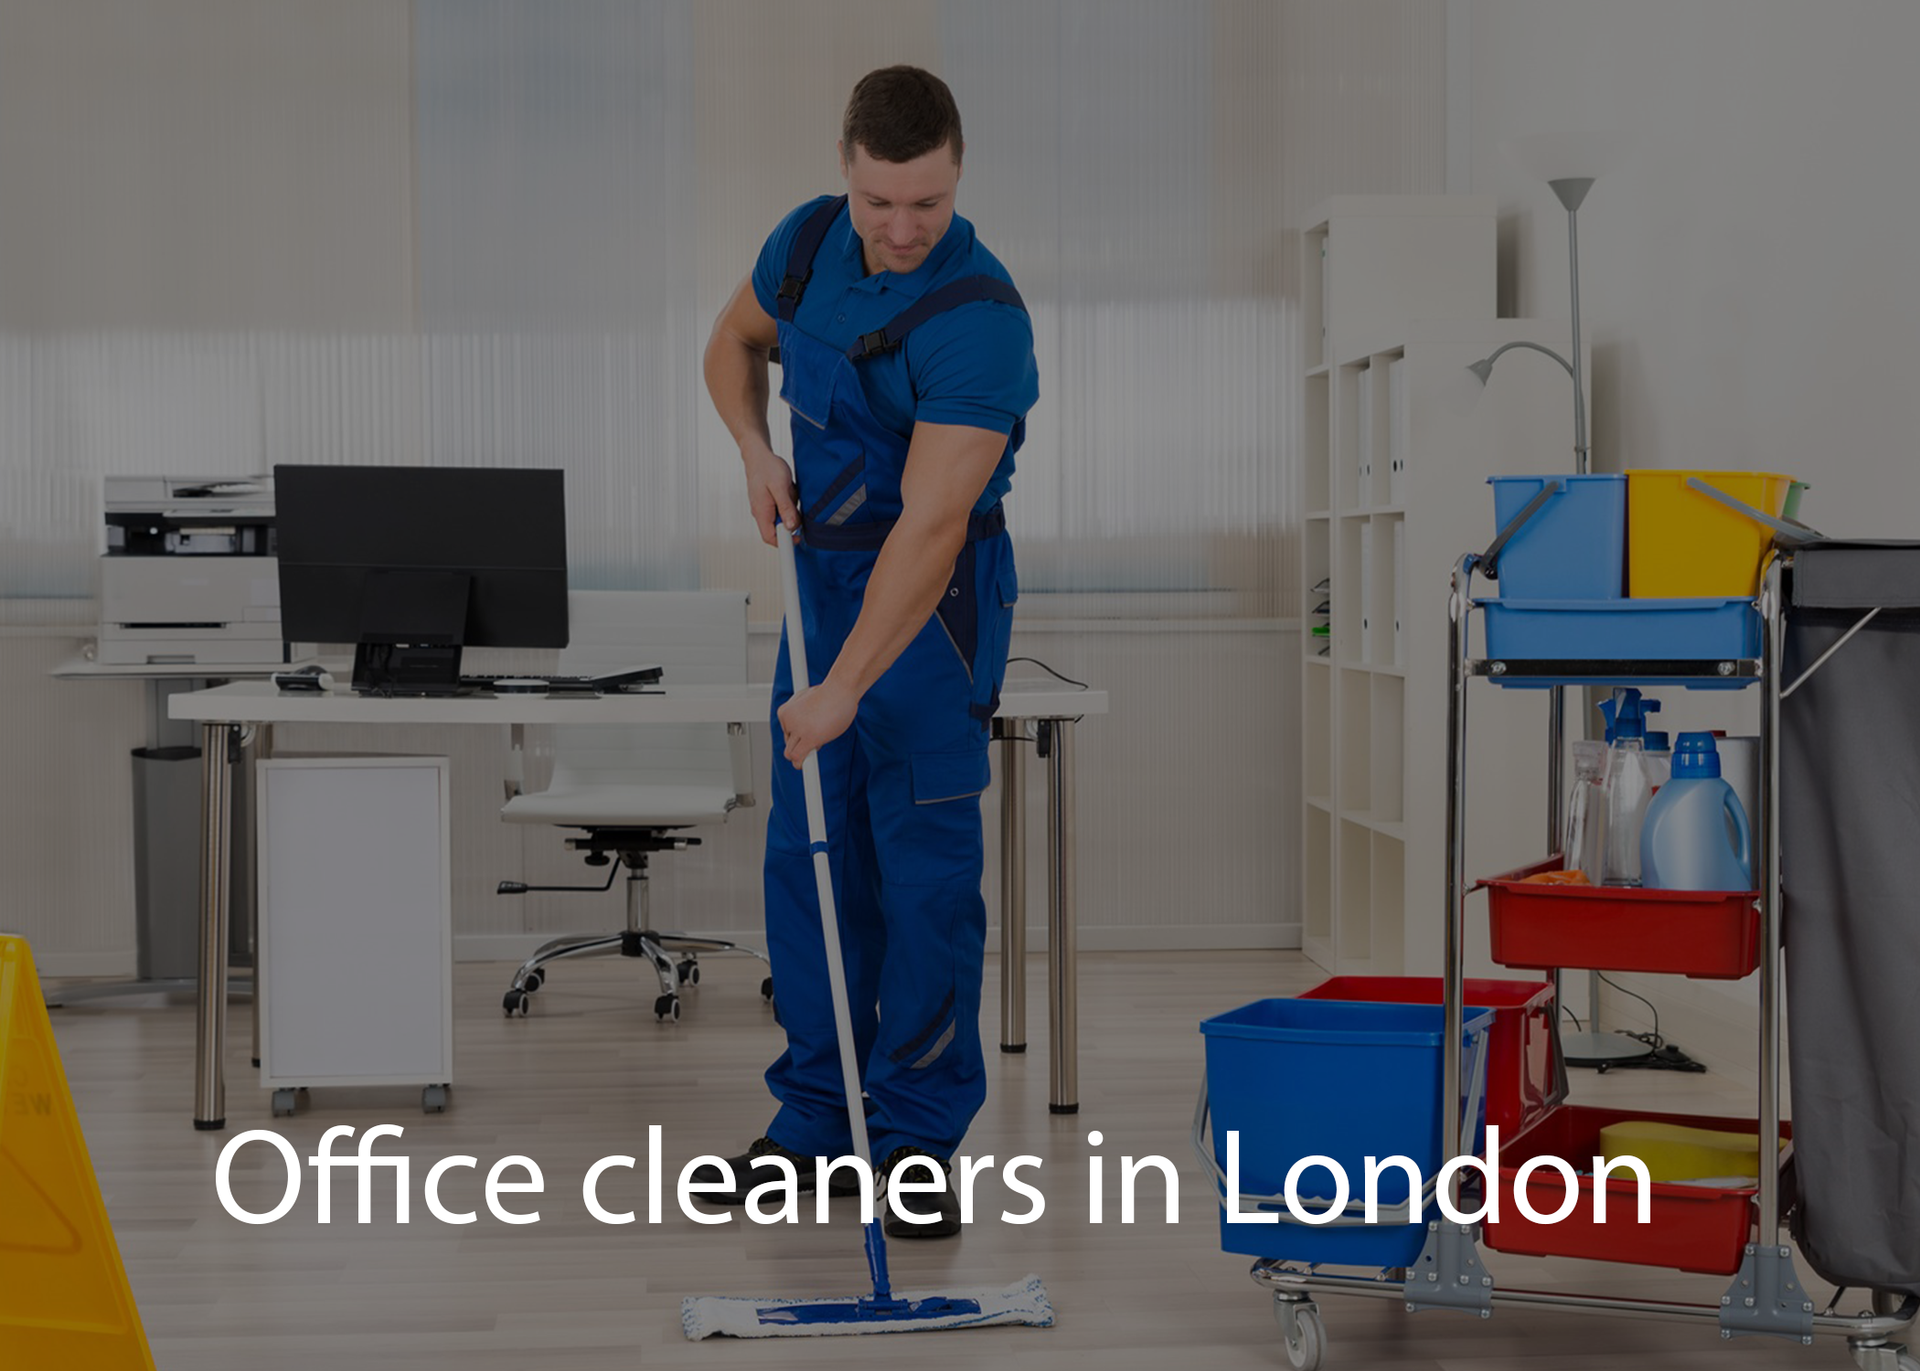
[676,958,700,986]
[1272,1297,1325,1371]
[655,993,681,1023]
[271,1088,299,1119]
[761,975,775,1003]
[522,969,544,993]
[422,1084,448,1114]
[1896,1354,1920,1371]
[503,990,530,1017]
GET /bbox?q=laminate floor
[39,951,1889,1371]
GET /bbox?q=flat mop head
[681,1275,1053,1340]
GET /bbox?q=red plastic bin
[1299,976,1556,1141]
[1478,858,1760,981]
[1483,1104,1790,1276]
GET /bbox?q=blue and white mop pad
[681,1274,1054,1339]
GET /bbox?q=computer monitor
[274,464,569,695]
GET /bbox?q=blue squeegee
[680,525,1053,1341]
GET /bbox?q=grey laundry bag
[1783,541,1920,1295]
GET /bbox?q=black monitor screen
[274,464,569,692]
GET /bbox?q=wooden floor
[41,950,1882,1371]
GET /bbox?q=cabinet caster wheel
[422,1084,448,1114]
[655,993,681,1022]
[1273,1298,1325,1371]
[272,1088,299,1118]
[676,959,700,986]
[761,976,775,1003]
[522,969,544,993]
[504,990,530,1017]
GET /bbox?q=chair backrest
[544,590,751,799]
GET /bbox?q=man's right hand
[743,445,800,547]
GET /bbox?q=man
[700,65,1037,1239]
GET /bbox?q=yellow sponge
[1596,1119,1784,1183]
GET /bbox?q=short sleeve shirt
[751,195,1038,512]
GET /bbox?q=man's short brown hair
[842,65,963,165]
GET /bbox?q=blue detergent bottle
[1639,732,1753,891]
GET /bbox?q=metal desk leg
[194,721,235,1130]
[997,722,1027,1053]
[1044,719,1078,1114]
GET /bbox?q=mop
[680,525,1053,1340]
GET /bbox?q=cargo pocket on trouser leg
[910,748,991,807]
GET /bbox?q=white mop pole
[775,524,896,1301]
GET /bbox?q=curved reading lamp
[1462,134,1630,476]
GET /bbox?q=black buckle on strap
[777,272,810,303]
[857,327,899,357]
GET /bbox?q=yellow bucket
[1625,469,1797,598]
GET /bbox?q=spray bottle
[1597,687,1661,886]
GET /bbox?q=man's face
[840,140,961,276]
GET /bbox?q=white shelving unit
[1299,196,1589,977]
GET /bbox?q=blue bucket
[1199,999,1492,1267]
[1487,474,1626,599]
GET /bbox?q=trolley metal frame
[1242,553,1920,1371]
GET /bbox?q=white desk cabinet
[256,756,453,1114]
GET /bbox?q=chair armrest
[728,721,756,808]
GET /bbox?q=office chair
[496,590,770,1022]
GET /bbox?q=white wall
[1461,0,1920,1073]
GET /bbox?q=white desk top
[169,679,1106,726]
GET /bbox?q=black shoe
[688,1137,864,1205]
[880,1145,962,1239]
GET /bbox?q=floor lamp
[1470,135,1651,1069]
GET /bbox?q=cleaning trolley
[1200,474,1920,1369]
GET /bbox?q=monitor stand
[351,569,471,697]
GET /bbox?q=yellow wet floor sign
[0,935,156,1368]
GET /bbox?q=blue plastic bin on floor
[1199,999,1492,1267]
[1486,474,1626,599]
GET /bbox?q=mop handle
[775,526,882,1200]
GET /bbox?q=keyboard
[458,665,663,694]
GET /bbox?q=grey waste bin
[131,745,205,981]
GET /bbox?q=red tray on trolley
[1478,858,1760,981]
[1483,1104,1791,1276]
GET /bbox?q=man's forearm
[703,330,775,458]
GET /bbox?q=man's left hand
[778,680,859,766]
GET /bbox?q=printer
[97,475,287,666]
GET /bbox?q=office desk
[171,678,1105,1129]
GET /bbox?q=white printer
[97,475,287,666]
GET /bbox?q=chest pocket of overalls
[776,322,845,431]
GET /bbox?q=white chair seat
[501,782,738,829]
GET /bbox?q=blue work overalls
[764,196,1026,1164]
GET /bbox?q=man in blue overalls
[700,66,1037,1238]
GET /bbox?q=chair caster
[522,969,544,993]
[654,993,681,1022]
[676,958,700,987]
[504,990,531,1017]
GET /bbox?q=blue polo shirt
[751,195,1038,512]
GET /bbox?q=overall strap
[847,276,1028,360]
[775,196,848,322]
